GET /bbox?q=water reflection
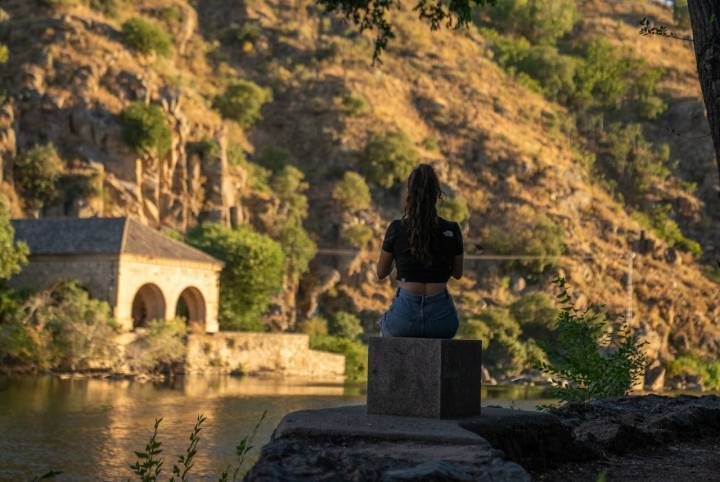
[0,376,552,481]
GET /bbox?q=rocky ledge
[244,395,720,481]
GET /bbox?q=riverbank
[245,395,720,481]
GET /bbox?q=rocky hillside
[0,0,718,368]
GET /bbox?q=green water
[0,376,554,481]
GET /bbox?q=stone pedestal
[367,337,482,418]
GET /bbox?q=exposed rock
[510,276,526,293]
[644,362,666,392]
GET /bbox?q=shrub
[601,123,672,205]
[256,145,290,172]
[703,265,720,284]
[481,0,578,45]
[510,292,558,343]
[223,22,263,48]
[421,136,440,152]
[13,144,64,212]
[213,80,273,128]
[482,206,565,274]
[0,320,49,368]
[120,101,172,157]
[310,335,368,381]
[632,204,702,257]
[332,172,371,211]
[341,222,373,249]
[187,223,285,331]
[328,311,363,340]
[297,315,328,336]
[339,94,369,116]
[34,281,120,371]
[88,0,120,16]
[122,17,173,57]
[126,318,186,374]
[0,196,28,281]
[437,196,469,223]
[363,129,419,189]
[537,277,647,402]
[667,352,720,391]
[673,0,691,29]
[0,44,8,64]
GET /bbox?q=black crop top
[381,217,464,283]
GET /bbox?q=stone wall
[186,333,345,380]
[8,254,119,303]
[116,254,221,332]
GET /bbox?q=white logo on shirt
[443,230,454,237]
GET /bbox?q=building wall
[115,254,221,333]
[185,333,346,380]
[7,254,120,304]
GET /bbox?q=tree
[13,144,63,213]
[0,196,28,281]
[688,1,720,182]
[120,102,172,157]
[318,0,720,183]
[122,17,173,57]
[363,129,419,188]
[213,80,273,128]
[332,171,371,211]
[186,223,285,331]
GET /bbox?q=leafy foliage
[673,0,691,29]
[187,223,285,331]
[0,196,28,281]
[481,206,565,274]
[340,222,373,249]
[339,94,369,116]
[0,43,8,64]
[537,277,647,402]
[328,311,363,340]
[479,0,578,45]
[310,335,368,381]
[363,129,419,188]
[122,17,173,57]
[509,292,558,344]
[632,205,702,257]
[332,172,371,211]
[437,195,469,223]
[126,318,186,374]
[213,80,273,128]
[120,102,172,157]
[667,352,720,391]
[296,315,329,336]
[13,144,64,212]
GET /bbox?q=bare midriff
[397,280,447,296]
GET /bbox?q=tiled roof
[11,217,223,266]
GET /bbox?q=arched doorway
[176,287,206,333]
[131,283,166,329]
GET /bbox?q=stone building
[10,217,224,333]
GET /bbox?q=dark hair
[402,164,442,265]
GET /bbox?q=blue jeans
[380,287,459,338]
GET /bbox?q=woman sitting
[376,164,464,338]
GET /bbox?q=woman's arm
[377,250,394,280]
[451,254,463,279]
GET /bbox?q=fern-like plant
[537,276,647,402]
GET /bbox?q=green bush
[297,315,328,336]
[0,44,8,64]
[420,136,440,152]
[187,223,285,331]
[126,318,186,374]
[703,265,720,284]
[213,80,273,128]
[438,196,469,223]
[600,123,672,205]
[332,172,371,211]
[673,0,691,29]
[481,0,578,45]
[0,196,28,281]
[328,311,363,340]
[13,144,64,212]
[537,277,647,402]
[88,0,121,16]
[0,320,49,368]
[310,335,368,381]
[667,352,720,391]
[122,17,173,57]
[510,292,558,343]
[35,281,120,371]
[223,22,263,46]
[363,129,419,188]
[482,207,565,274]
[632,205,702,257]
[339,94,369,116]
[341,222,374,249]
[256,145,290,172]
[120,101,172,157]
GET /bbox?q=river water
[0,375,554,481]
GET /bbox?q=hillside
[0,0,718,376]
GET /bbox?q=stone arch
[175,286,206,333]
[131,283,166,329]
